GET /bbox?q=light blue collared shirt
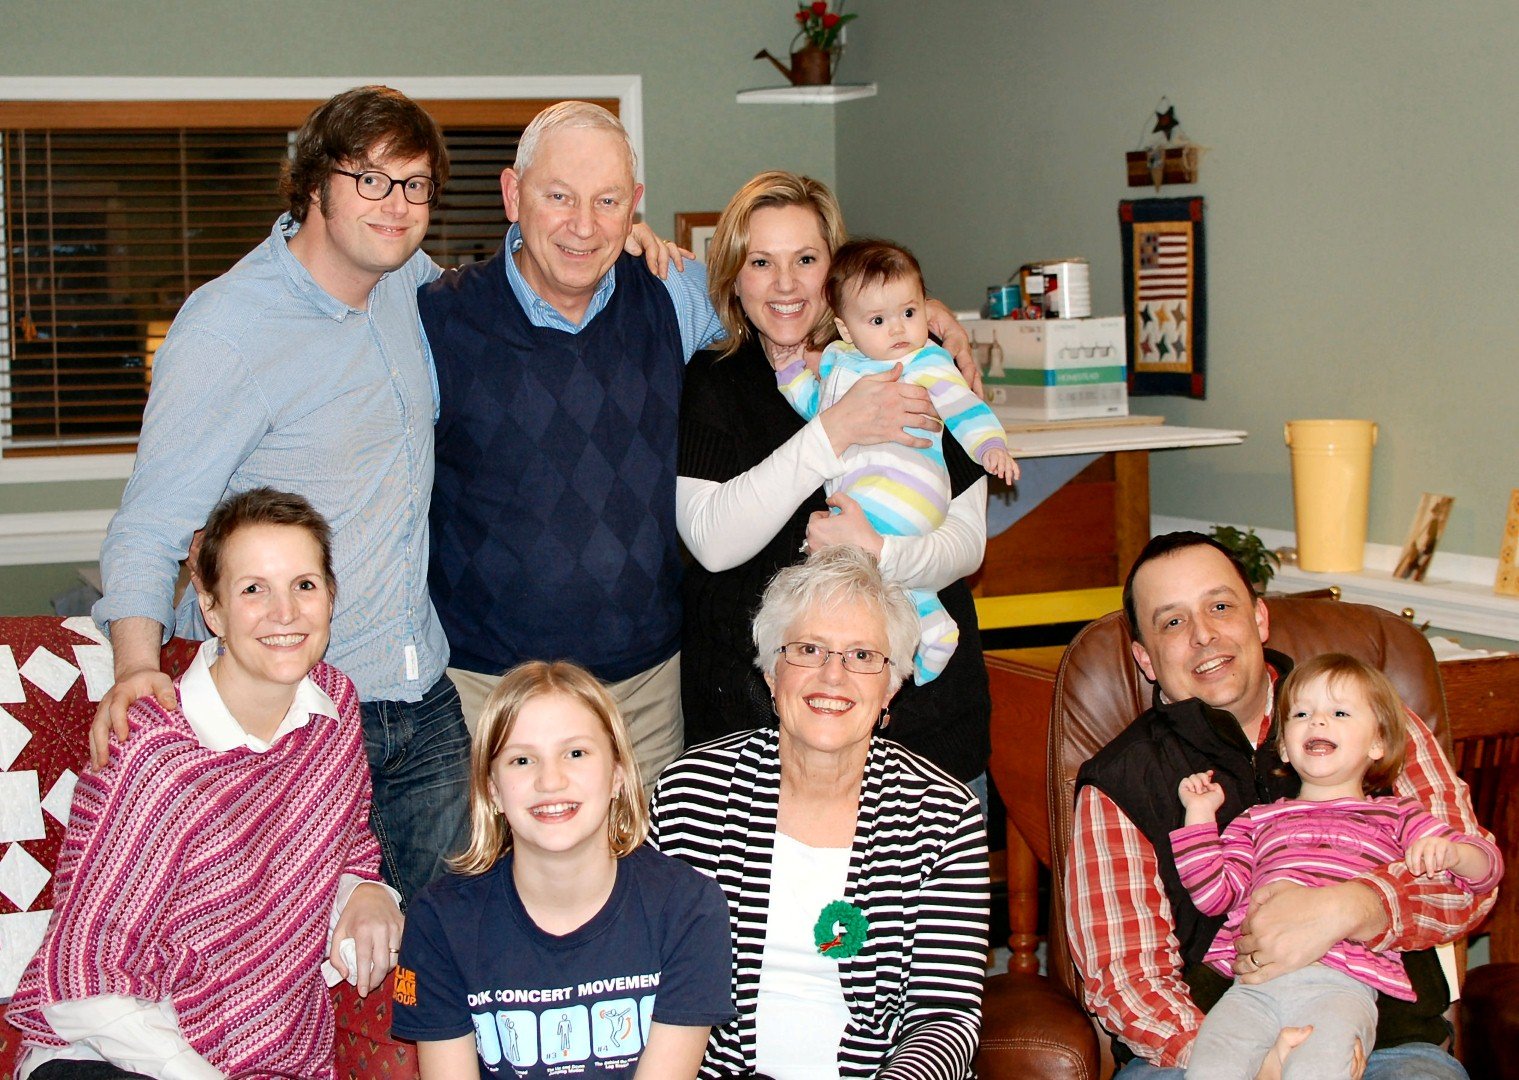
[95,215,449,703]
[500,222,723,357]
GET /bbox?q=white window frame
[0,74,644,485]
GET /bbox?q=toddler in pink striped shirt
[1171,653,1500,1079]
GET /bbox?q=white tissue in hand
[321,937,359,988]
[337,937,357,983]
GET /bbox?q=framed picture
[1497,488,1519,597]
[675,211,720,262]
[1119,196,1207,399]
[1393,493,1455,582]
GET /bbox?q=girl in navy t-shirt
[392,661,733,1078]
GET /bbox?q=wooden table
[973,446,1167,975]
[975,421,1245,598]
[985,647,1063,974]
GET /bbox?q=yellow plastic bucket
[1284,420,1378,572]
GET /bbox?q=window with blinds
[0,97,586,456]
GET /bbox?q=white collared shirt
[177,638,339,753]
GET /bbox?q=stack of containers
[965,259,1129,422]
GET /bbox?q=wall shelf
[736,84,877,104]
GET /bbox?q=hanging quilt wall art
[1119,196,1206,399]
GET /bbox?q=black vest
[1077,652,1451,1059]
[421,246,684,681]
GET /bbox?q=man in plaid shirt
[1066,532,1493,1079]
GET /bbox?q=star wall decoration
[1153,105,1179,139]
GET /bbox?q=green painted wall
[837,0,1519,560]
[0,564,91,616]
[0,0,836,231]
[7,0,1517,615]
[0,0,835,610]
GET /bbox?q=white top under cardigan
[754,833,853,1077]
[650,727,990,1080]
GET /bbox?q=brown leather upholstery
[1045,597,1449,1005]
[977,973,1100,1080]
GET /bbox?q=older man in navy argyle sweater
[420,102,722,780]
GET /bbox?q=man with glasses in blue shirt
[92,85,468,903]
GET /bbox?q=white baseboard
[0,453,135,485]
[0,510,112,567]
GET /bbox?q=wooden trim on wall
[0,98,619,130]
[418,98,620,126]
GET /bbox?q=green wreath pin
[814,900,869,958]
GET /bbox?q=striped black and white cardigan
[649,727,990,1079]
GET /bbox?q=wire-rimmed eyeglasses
[776,641,893,675]
[332,168,436,205]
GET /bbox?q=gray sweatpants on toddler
[1185,962,1377,1079]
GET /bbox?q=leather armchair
[1044,596,1451,1064]
[977,972,1101,1079]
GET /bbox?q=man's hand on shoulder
[1232,879,1386,984]
[625,222,692,280]
[924,299,981,398]
[91,616,177,769]
[91,670,177,769]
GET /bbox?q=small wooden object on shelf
[1395,492,1455,582]
[1497,488,1519,598]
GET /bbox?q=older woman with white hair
[651,545,989,1080]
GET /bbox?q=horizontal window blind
[428,128,520,269]
[2,128,288,450]
[0,97,598,455]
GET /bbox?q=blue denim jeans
[1114,1038,1467,1080]
[966,771,989,824]
[359,673,471,904]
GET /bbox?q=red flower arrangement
[793,0,855,51]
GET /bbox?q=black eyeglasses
[776,641,893,675]
[332,168,436,205]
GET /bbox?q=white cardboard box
[963,316,1128,421]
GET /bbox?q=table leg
[1007,822,1041,974]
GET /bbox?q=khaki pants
[447,652,684,788]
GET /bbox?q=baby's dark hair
[197,488,336,602]
[824,238,925,316]
[1276,652,1408,795]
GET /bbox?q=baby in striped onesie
[775,238,1017,685]
[1171,653,1502,1079]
